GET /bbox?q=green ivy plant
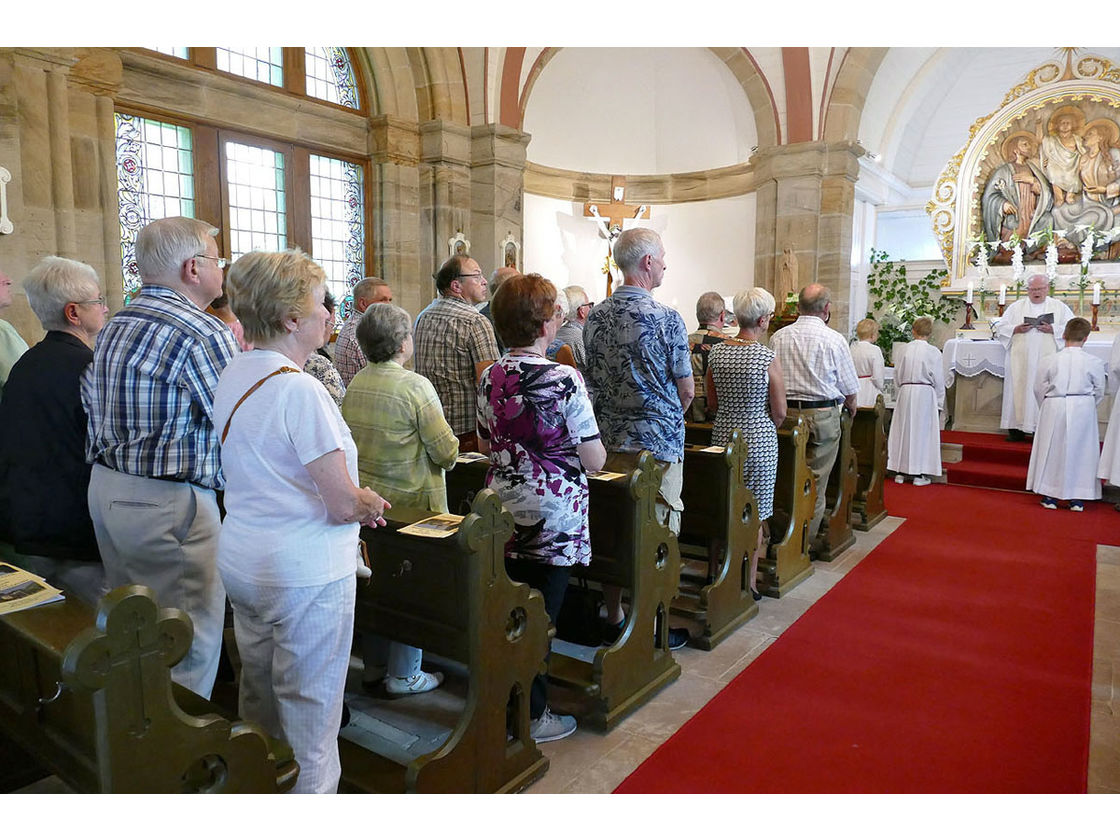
[863,249,957,365]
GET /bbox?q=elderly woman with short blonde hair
[705,287,786,600]
[216,248,390,794]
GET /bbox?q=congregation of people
[3,219,1120,793]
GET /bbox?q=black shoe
[340,702,351,730]
[1005,429,1026,442]
[751,589,762,602]
[601,618,624,646]
[667,627,690,650]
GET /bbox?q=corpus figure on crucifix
[584,176,650,297]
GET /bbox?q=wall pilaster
[469,124,529,278]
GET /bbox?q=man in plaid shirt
[82,217,238,699]
[334,277,393,387]
[413,255,499,452]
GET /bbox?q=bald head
[798,283,831,318]
[490,266,519,294]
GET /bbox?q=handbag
[555,573,604,647]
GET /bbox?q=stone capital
[469,123,530,169]
[750,140,865,184]
[419,119,472,167]
[368,115,420,167]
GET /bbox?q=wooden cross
[583,176,650,296]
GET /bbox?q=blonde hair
[911,317,933,338]
[856,318,879,341]
[227,249,325,343]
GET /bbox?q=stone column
[419,119,472,295]
[46,66,77,259]
[751,140,863,330]
[369,115,424,316]
[470,124,530,278]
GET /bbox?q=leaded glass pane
[225,141,287,259]
[216,47,283,87]
[115,112,195,301]
[309,154,364,322]
[150,47,189,59]
[304,47,358,110]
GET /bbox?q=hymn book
[0,563,65,615]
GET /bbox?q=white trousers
[88,464,225,698]
[223,572,356,795]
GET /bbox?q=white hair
[561,285,588,321]
[612,228,662,274]
[732,287,776,328]
[23,256,100,331]
[135,216,218,283]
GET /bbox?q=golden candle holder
[1091,302,1100,331]
[997,302,1006,317]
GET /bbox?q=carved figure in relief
[1052,119,1120,239]
[981,133,1054,243]
[1041,108,1087,207]
[777,247,798,305]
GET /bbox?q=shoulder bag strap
[220,366,301,445]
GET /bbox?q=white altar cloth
[943,336,1116,387]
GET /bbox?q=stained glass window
[115,113,195,300]
[216,48,283,87]
[150,47,189,59]
[225,141,287,258]
[304,48,358,110]
[310,155,365,321]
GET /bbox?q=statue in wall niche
[777,247,798,307]
[981,133,1053,245]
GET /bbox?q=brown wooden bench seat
[760,417,815,596]
[851,395,889,531]
[817,408,858,561]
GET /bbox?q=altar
[942,333,1116,437]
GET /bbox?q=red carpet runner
[615,482,1106,793]
[942,430,1032,492]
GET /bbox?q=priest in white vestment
[994,274,1074,440]
[887,318,945,484]
[852,318,885,408]
[1097,331,1120,491]
[1026,317,1105,509]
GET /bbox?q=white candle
[1093,282,1101,305]
[999,284,1006,305]
[965,282,973,304]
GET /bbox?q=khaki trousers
[787,406,842,546]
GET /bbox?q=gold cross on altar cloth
[583,176,650,296]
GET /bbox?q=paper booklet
[455,452,489,463]
[397,513,465,538]
[1022,312,1054,327]
[587,470,627,481]
[0,563,65,616]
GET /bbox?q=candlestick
[999,284,1006,305]
[1093,282,1101,305]
[997,303,1006,317]
[1091,303,1100,331]
[965,282,974,304]
[961,301,976,330]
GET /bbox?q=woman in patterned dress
[705,287,787,600]
[303,289,346,407]
[477,272,605,744]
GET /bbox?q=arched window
[305,48,359,109]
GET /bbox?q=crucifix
[583,176,650,296]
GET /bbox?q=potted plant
[863,249,956,365]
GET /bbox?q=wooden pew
[684,422,713,447]
[851,395,889,531]
[673,431,761,649]
[0,584,298,793]
[342,489,551,794]
[446,452,682,732]
[760,417,815,597]
[817,409,858,561]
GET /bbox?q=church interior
[1,22,1119,806]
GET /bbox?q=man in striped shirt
[82,217,238,699]
[334,277,393,387]
[769,283,859,558]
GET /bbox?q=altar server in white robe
[1096,330,1120,493]
[888,318,945,485]
[852,318,885,408]
[994,274,1073,440]
[1027,317,1105,511]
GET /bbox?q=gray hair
[23,256,100,331]
[352,277,387,302]
[732,287,775,329]
[561,285,588,321]
[357,303,412,364]
[798,284,831,315]
[695,291,725,326]
[612,228,662,274]
[135,217,218,283]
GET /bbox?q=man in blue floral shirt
[584,227,693,649]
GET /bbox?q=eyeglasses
[73,296,106,307]
[579,301,594,310]
[456,272,485,281]
[194,254,229,269]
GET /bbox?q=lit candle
[1093,282,1101,305]
[965,282,973,304]
[999,284,1006,305]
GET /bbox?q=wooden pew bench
[760,417,815,596]
[343,489,551,793]
[0,584,297,793]
[817,408,858,561]
[446,452,681,732]
[851,395,889,531]
[672,431,761,649]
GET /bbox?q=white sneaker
[894,475,905,484]
[530,708,577,743]
[384,670,444,695]
[912,476,931,486]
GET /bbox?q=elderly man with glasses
[547,285,592,370]
[413,254,499,452]
[82,216,238,700]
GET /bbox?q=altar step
[941,430,1031,493]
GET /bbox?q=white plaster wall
[522,47,756,174]
[523,192,756,329]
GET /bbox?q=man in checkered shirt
[82,217,238,700]
[413,254,499,452]
[334,277,393,387]
[769,283,859,558]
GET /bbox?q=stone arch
[822,47,888,143]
